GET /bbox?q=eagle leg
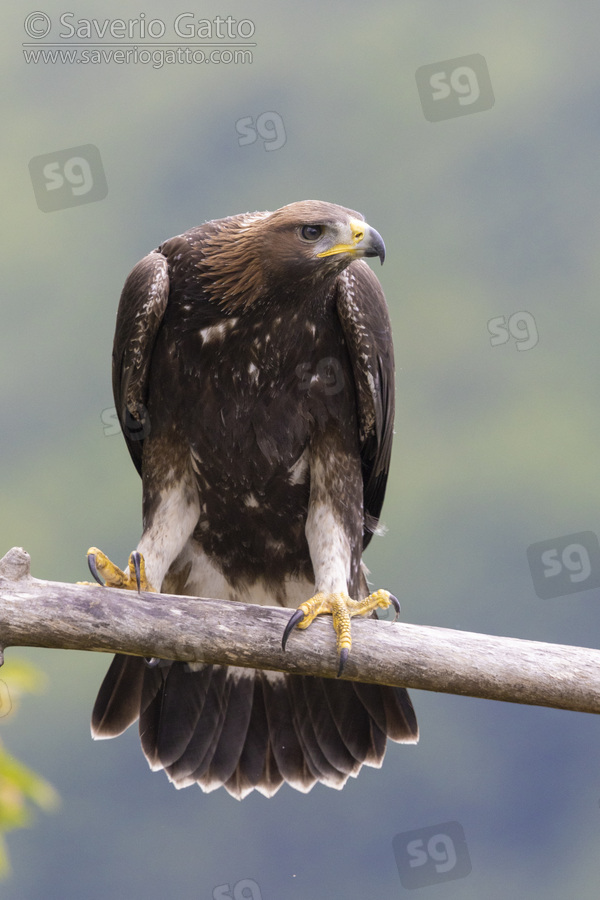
[282,589,399,677]
[85,547,155,593]
[84,548,160,666]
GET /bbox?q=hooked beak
[317,218,386,265]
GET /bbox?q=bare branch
[1,546,599,715]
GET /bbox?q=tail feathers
[223,675,283,799]
[288,675,360,786]
[92,656,418,799]
[91,654,145,738]
[354,679,419,743]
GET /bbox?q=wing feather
[335,259,395,546]
[112,250,170,475]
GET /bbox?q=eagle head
[198,200,385,312]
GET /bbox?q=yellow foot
[282,589,399,677]
[83,547,155,593]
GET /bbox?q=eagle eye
[300,224,324,242]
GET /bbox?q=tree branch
[1,546,599,715]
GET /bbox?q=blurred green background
[3,1,600,897]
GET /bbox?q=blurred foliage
[0,660,59,878]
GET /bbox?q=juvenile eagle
[89,200,418,798]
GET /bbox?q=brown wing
[111,250,170,475]
[334,259,395,547]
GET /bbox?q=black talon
[87,553,104,586]
[282,609,305,651]
[390,593,401,620]
[337,648,349,678]
[131,551,142,593]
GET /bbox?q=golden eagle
[89,200,418,798]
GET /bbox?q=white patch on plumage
[265,536,285,552]
[305,498,351,594]
[228,577,314,609]
[165,539,229,598]
[199,317,238,343]
[184,657,257,683]
[244,492,260,508]
[175,540,314,609]
[136,477,200,591]
[288,449,308,485]
[237,210,271,229]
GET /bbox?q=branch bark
[1,546,599,715]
